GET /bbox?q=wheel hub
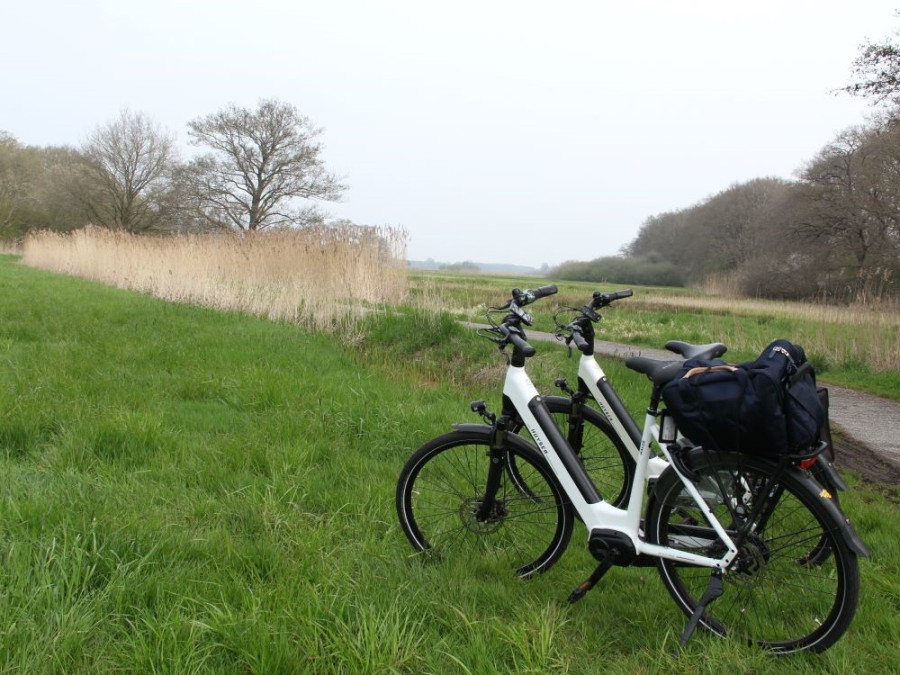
[459,497,506,534]
[729,533,771,587]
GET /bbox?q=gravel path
[463,323,900,483]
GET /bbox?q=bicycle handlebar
[480,284,558,359]
[591,288,633,309]
[554,288,632,353]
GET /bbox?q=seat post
[648,383,663,416]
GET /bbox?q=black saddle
[665,340,727,360]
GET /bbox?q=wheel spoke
[649,452,859,653]
[397,432,573,577]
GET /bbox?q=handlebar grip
[570,328,592,355]
[513,285,558,307]
[509,332,536,357]
[530,284,558,300]
[591,288,633,308]
[500,324,536,357]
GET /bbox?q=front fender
[451,423,494,435]
[450,423,545,458]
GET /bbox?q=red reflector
[799,457,818,470]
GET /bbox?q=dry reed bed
[22,226,408,331]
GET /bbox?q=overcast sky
[2,1,896,267]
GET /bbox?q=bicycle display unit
[396,285,869,654]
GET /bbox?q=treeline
[553,118,900,302]
[0,99,343,242]
[552,33,900,302]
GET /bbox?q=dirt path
[823,384,900,485]
[463,323,900,484]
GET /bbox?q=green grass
[413,270,900,401]
[0,257,898,672]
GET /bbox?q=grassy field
[412,271,900,401]
[1,257,898,673]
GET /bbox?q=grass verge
[412,271,900,401]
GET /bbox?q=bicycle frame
[397,285,867,653]
[573,353,670,479]
[504,361,738,569]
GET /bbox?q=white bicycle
[535,289,848,510]
[396,285,868,653]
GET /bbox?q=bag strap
[682,365,739,379]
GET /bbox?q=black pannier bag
[661,339,826,456]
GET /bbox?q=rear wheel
[396,430,574,577]
[646,451,860,653]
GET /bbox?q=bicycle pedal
[554,378,573,394]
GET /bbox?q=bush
[551,255,684,287]
[736,253,821,300]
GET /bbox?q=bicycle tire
[396,428,574,577]
[512,396,635,508]
[646,451,860,653]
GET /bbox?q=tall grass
[409,272,900,393]
[21,225,408,332]
[697,273,900,372]
[613,293,900,374]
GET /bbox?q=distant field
[412,270,900,401]
[0,257,897,672]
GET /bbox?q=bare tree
[183,99,345,232]
[0,132,25,235]
[799,123,900,298]
[0,132,50,239]
[81,109,177,232]
[842,34,900,108]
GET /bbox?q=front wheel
[646,451,860,654]
[396,429,574,577]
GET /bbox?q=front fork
[470,399,516,522]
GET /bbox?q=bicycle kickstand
[567,553,617,604]
[676,573,724,651]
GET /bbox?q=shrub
[551,255,684,287]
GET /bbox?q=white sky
[2,1,896,267]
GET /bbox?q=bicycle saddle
[624,357,684,386]
[665,340,727,360]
